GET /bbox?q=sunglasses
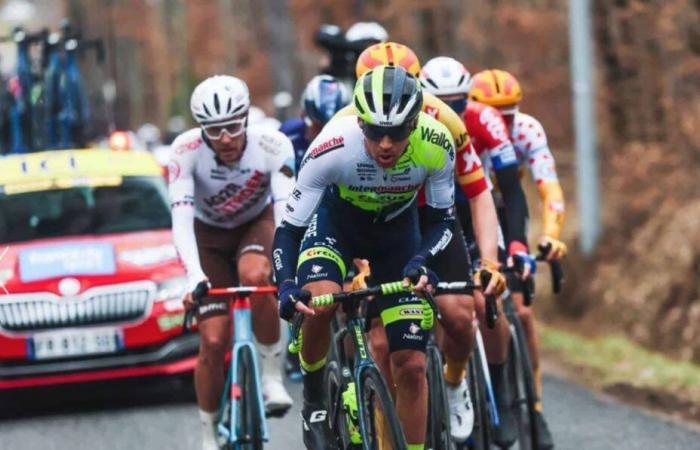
[361,121,415,142]
[445,97,467,115]
[202,117,247,140]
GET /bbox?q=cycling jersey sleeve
[272,132,338,284]
[422,93,488,200]
[269,134,297,227]
[519,116,565,239]
[168,137,206,290]
[420,131,457,261]
[494,164,529,254]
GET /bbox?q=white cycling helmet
[419,57,473,97]
[345,22,388,43]
[190,75,250,126]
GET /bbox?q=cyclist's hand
[182,278,209,311]
[278,280,313,321]
[402,256,439,294]
[508,252,537,280]
[538,236,567,261]
[475,258,506,296]
[351,258,371,290]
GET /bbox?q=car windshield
[0,176,171,244]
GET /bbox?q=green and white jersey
[283,112,455,227]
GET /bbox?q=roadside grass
[540,324,700,405]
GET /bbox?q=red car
[0,149,197,389]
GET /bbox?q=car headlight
[156,276,188,303]
[120,245,178,267]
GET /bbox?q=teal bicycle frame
[189,286,275,448]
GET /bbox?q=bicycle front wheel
[426,345,453,450]
[466,338,492,450]
[236,346,264,450]
[358,366,407,449]
[505,301,536,450]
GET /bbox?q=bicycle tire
[358,366,407,449]
[504,300,536,450]
[236,346,264,450]
[466,341,492,450]
[326,361,359,450]
[426,345,453,450]
[510,306,540,449]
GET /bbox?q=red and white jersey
[168,125,295,288]
[509,112,559,185]
[464,101,518,190]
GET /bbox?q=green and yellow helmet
[353,65,423,127]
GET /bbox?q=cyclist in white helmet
[169,75,295,450]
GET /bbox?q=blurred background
[0,0,699,436]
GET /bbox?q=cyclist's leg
[296,209,352,447]
[371,215,429,448]
[193,219,241,449]
[236,204,292,413]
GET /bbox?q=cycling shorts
[297,197,429,353]
[420,209,473,283]
[194,205,274,321]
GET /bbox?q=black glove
[278,280,311,321]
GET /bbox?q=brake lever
[480,270,498,329]
[182,281,209,334]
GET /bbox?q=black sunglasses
[361,121,415,142]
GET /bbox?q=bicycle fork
[218,297,270,445]
[475,326,500,427]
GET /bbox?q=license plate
[30,328,122,360]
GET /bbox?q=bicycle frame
[217,295,270,446]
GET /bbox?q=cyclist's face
[360,118,414,169]
[205,115,247,163]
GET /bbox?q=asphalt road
[0,373,698,450]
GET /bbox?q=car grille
[0,282,155,332]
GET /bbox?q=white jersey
[509,112,560,184]
[168,125,295,288]
[283,114,455,227]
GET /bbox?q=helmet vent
[202,103,212,117]
[226,97,232,114]
[491,70,500,93]
[354,97,365,115]
[213,93,221,114]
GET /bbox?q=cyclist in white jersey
[168,75,295,450]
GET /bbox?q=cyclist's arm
[272,141,334,284]
[523,118,565,239]
[479,107,529,254]
[468,189,500,264]
[420,143,457,262]
[168,143,206,291]
[269,134,297,227]
[492,146,529,254]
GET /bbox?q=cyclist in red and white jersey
[420,56,531,447]
[169,75,295,450]
[470,68,567,450]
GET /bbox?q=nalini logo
[0,246,8,294]
[311,264,323,274]
[409,322,420,335]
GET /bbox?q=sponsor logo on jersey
[198,302,227,315]
[356,162,377,181]
[174,137,203,154]
[272,249,283,271]
[292,188,302,200]
[203,170,269,213]
[167,161,180,183]
[424,105,439,119]
[420,127,453,152]
[400,307,423,316]
[347,184,420,194]
[309,136,345,159]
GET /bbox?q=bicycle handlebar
[181,284,278,333]
[506,243,565,306]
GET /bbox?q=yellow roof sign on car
[0,149,164,195]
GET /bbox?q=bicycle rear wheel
[466,340,492,450]
[426,344,453,450]
[235,346,264,450]
[358,366,407,449]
